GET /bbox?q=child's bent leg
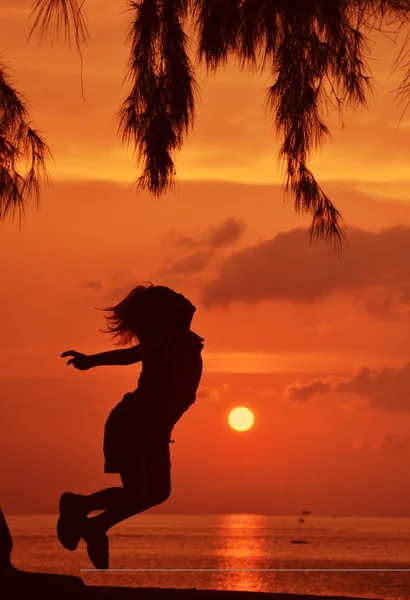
[79,452,151,514]
[82,470,170,534]
[78,487,137,513]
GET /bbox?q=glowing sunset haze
[2,0,410,520]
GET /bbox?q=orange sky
[2,1,410,517]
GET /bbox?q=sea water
[6,514,410,599]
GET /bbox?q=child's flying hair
[101,282,196,345]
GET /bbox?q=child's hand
[61,350,92,370]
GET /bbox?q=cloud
[335,363,410,412]
[352,433,409,451]
[174,217,245,250]
[284,361,410,412]
[175,235,198,250]
[158,249,213,276]
[375,433,409,451]
[206,218,246,248]
[107,284,135,301]
[360,290,394,317]
[201,225,410,310]
[284,379,332,402]
[159,218,245,277]
[79,280,104,291]
[103,272,141,301]
[197,384,229,402]
[352,437,373,451]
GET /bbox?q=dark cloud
[174,217,245,250]
[107,284,135,301]
[360,290,394,317]
[375,433,409,451]
[201,225,410,309]
[335,363,410,412]
[284,361,410,412]
[102,272,142,302]
[159,218,245,277]
[206,218,246,248]
[352,438,373,451]
[197,384,229,402]
[79,280,103,291]
[284,380,332,402]
[352,433,409,451]
[158,249,213,276]
[175,235,198,250]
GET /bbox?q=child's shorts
[103,392,173,494]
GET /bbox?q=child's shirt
[134,330,204,431]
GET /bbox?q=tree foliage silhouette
[5,0,410,250]
[0,65,51,224]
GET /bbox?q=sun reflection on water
[213,514,273,592]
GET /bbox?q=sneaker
[57,492,86,551]
[81,521,110,570]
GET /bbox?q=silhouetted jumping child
[57,284,204,569]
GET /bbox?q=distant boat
[299,518,305,523]
[291,539,309,544]
[300,510,311,515]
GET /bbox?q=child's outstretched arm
[61,345,143,370]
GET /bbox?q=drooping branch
[262,2,374,250]
[118,0,197,195]
[193,0,242,68]
[28,0,88,47]
[0,65,51,222]
[0,1,88,223]
[12,0,410,252]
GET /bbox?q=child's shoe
[57,492,87,551]
[81,520,109,570]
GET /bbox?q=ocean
[6,514,410,599]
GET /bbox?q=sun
[228,406,255,432]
